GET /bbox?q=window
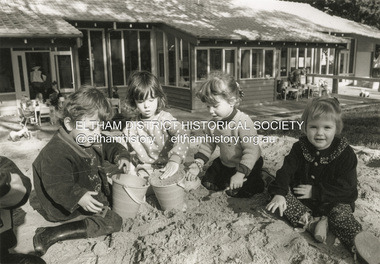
[210,49,222,72]
[240,48,274,79]
[373,44,380,77]
[290,48,297,72]
[124,30,139,81]
[225,50,235,76]
[196,48,237,81]
[155,32,191,87]
[140,31,151,72]
[264,50,274,77]
[241,50,250,78]
[280,48,288,77]
[167,33,176,86]
[179,39,190,87]
[196,49,208,80]
[78,30,106,87]
[252,49,263,78]
[0,49,15,93]
[110,31,123,86]
[156,31,165,84]
[91,31,106,87]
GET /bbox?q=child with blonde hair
[266,97,380,263]
[186,71,265,198]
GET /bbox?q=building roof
[0,0,82,38]
[1,0,380,43]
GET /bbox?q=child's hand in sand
[159,161,179,179]
[78,191,103,213]
[266,195,287,217]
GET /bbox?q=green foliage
[282,0,380,29]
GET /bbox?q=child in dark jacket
[1,156,45,263]
[266,97,380,263]
[33,88,130,256]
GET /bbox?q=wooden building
[1,0,380,115]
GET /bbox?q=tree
[283,0,380,30]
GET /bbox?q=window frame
[239,47,276,80]
[195,47,237,82]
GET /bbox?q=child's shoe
[354,231,380,264]
[299,213,328,243]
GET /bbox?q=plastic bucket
[150,176,186,211]
[112,173,149,219]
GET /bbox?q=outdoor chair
[18,106,37,126]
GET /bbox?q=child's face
[136,96,158,119]
[206,95,234,120]
[306,117,336,150]
[65,112,101,147]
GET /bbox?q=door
[50,51,75,91]
[11,51,30,103]
[12,51,51,100]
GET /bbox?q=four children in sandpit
[25,70,379,262]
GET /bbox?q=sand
[1,132,380,264]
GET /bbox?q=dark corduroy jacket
[0,156,31,254]
[33,127,130,222]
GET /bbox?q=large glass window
[290,48,297,72]
[55,55,73,89]
[110,31,123,86]
[140,31,151,72]
[264,50,274,77]
[225,50,235,76]
[252,49,263,78]
[78,30,91,87]
[241,50,250,78]
[305,48,312,73]
[210,49,222,72]
[78,30,106,87]
[280,48,288,77]
[0,49,15,93]
[372,45,380,77]
[124,30,138,81]
[328,49,335,74]
[167,33,176,86]
[196,49,208,81]
[156,31,165,84]
[179,39,190,87]
[196,48,237,81]
[91,31,106,87]
[240,48,274,79]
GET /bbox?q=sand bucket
[150,171,186,211]
[112,173,149,219]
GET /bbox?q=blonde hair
[196,71,244,106]
[301,97,343,135]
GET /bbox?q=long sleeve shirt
[269,136,358,209]
[123,110,189,166]
[33,127,130,221]
[194,109,261,176]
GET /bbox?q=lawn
[259,103,380,149]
